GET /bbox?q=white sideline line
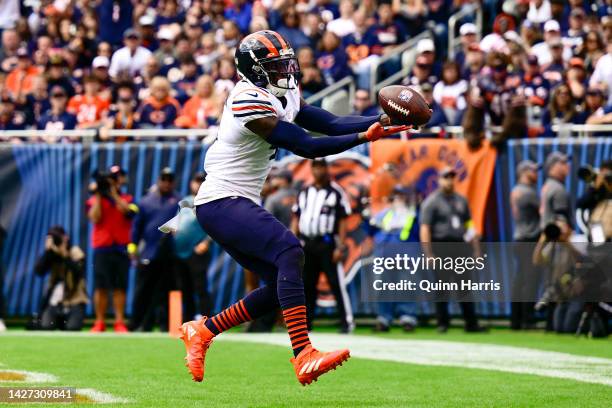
[220,333,612,387]
[76,388,129,404]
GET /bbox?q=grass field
[1,327,611,407]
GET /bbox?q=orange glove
[364,122,410,142]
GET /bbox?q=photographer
[577,160,612,244]
[533,216,584,334]
[86,165,138,333]
[34,226,88,331]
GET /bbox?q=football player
[180,30,408,386]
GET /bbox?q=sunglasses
[118,97,133,103]
[51,93,66,98]
[442,173,456,179]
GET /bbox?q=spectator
[566,57,587,100]
[364,2,407,57]
[100,82,140,142]
[137,76,181,129]
[86,166,137,333]
[214,57,237,98]
[589,42,612,106]
[576,30,605,73]
[541,38,566,87]
[154,27,177,70]
[455,23,479,71]
[463,51,527,146]
[155,0,183,27]
[404,55,439,89]
[96,0,134,46]
[277,8,311,50]
[171,55,201,105]
[23,75,50,127]
[532,20,572,67]
[37,86,77,142]
[352,89,379,117]
[392,0,427,37]
[217,20,241,49]
[196,33,221,74]
[462,43,485,81]
[343,9,378,90]
[582,85,605,117]
[301,12,325,49]
[419,82,448,129]
[297,47,326,98]
[327,0,357,39]
[0,96,26,133]
[433,61,467,126]
[526,0,552,25]
[224,0,253,34]
[138,14,158,51]
[292,159,353,333]
[175,74,221,129]
[45,54,75,98]
[67,75,109,129]
[91,56,113,98]
[564,8,586,52]
[540,151,572,230]
[317,30,352,86]
[34,226,88,331]
[109,28,153,80]
[541,84,585,136]
[5,48,40,101]
[420,167,485,333]
[585,88,612,125]
[0,28,20,67]
[174,171,212,322]
[129,168,181,332]
[510,160,541,330]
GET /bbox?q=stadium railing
[304,75,356,116]
[448,4,484,59]
[1,125,611,142]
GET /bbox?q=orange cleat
[179,317,215,382]
[290,345,350,386]
[90,320,106,333]
[113,321,129,333]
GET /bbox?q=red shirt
[86,194,133,249]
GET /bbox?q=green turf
[1,329,611,407]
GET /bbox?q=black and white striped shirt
[294,182,351,238]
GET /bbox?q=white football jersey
[194,79,301,205]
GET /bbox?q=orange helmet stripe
[251,33,279,57]
[269,31,289,51]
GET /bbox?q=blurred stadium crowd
[0,0,611,143]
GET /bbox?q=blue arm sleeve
[267,120,363,159]
[295,104,379,135]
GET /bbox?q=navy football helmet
[235,30,300,97]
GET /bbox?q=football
[378,85,432,127]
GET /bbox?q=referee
[292,159,352,333]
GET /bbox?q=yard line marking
[221,333,612,387]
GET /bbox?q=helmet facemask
[258,55,300,97]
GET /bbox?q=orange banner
[370,139,497,234]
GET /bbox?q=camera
[91,170,114,196]
[47,225,66,247]
[578,165,612,184]
[543,222,561,241]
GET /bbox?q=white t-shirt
[590,53,612,106]
[327,18,357,38]
[194,79,301,205]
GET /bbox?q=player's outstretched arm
[246,116,407,159]
[295,99,391,136]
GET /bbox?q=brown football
[378,85,432,126]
